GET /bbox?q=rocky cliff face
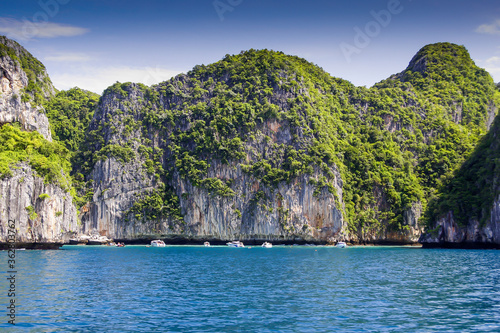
[79,81,345,244]
[419,203,500,248]
[82,156,344,243]
[0,36,54,141]
[0,164,78,247]
[2,37,499,247]
[0,37,76,247]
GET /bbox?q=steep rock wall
[0,37,76,247]
[82,157,344,243]
[354,201,422,244]
[79,84,346,243]
[419,197,500,248]
[0,37,54,140]
[0,164,78,245]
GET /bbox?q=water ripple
[0,246,499,332]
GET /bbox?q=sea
[1,245,499,332]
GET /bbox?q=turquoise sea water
[1,245,499,332]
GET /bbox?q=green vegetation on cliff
[0,38,95,205]
[44,88,100,152]
[399,42,496,129]
[2,35,499,241]
[0,36,55,104]
[426,115,500,227]
[0,123,72,190]
[69,43,499,239]
[360,43,500,233]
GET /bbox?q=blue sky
[1,0,500,94]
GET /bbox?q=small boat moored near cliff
[261,242,272,248]
[151,240,166,247]
[336,241,347,248]
[227,241,245,247]
[204,241,211,247]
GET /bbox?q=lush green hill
[0,35,55,105]
[0,36,71,191]
[425,114,500,228]
[68,44,498,241]
[363,43,500,232]
[44,87,100,153]
[2,36,499,243]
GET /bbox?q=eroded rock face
[0,37,73,246]
[177,165,344,243]
[0,164,78,244]
[2,37,497,247]
[419,196,500,247]
[82,157,345,243]
[0,36,54,141]
[79,157,157,240]
[77,82,346,244]
[350,200,423,245]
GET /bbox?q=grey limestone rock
[0,36,54,141]
[0,164,78,244]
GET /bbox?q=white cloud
[478,56,500,83]
[44,53,91,62]
[0,17,88,41]
[50,66,184,94]
[475,19,500,36]
[485,56,500,65]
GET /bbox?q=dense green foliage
[158,45,498,236]
[44,88,100,152]
[155,50,347,195]
[426,115,500,226]
[336,43,499,235]
[127,185,183,224]
[72,44,499,237]
[3,36,499,239]
[0,124,72,190]
[42,87,100,206]
[0,36,54,104]
[400,43,495,129]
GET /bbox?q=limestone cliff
[0,164,78,247]
[0,36,54,141]
[79,80,346,244]
[420,114,500,248]
[0,36,76,248]
[2,37,500,247]
[419,207,500,248]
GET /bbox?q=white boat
[261,242,272,248]
[151,240,166,247]
[226,241,245,248]
[204,241,211,247]
[336,241,347,248]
